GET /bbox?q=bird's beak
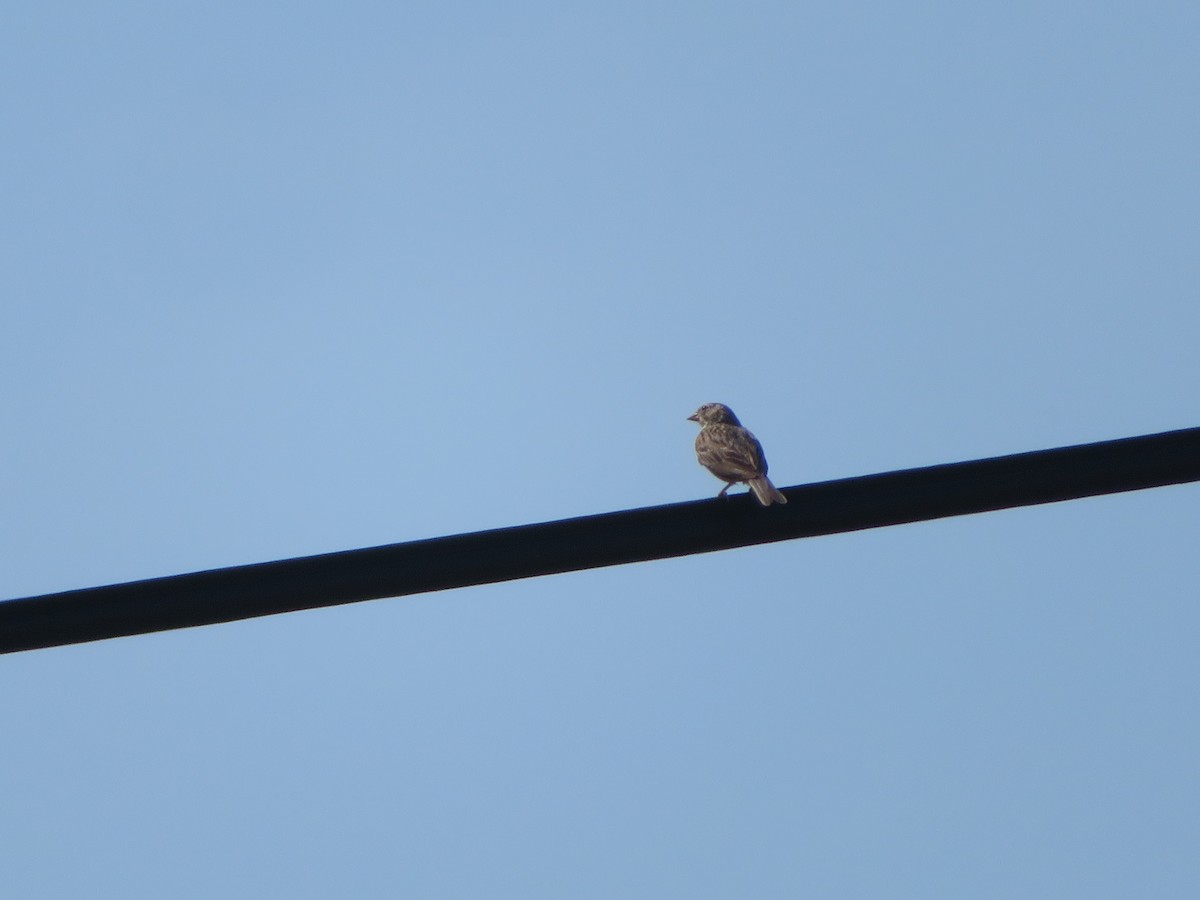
[687,413,699,422]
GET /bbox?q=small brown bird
[688,402,787,506]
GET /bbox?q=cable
[3,426,1198,654]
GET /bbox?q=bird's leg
[717,484,731,499]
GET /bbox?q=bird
[688,402,787,506]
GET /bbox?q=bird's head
[688,403,741,426]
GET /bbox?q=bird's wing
[696,425,765,480]
[748,432,769,475]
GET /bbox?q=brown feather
[689,403,787,506]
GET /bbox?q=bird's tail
[748,476,788,506]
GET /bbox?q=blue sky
[2,2,1198,897]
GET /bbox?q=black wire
[3,426,1198,654]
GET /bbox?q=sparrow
[688,402,787,506]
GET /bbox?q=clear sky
[3,2,1198,897]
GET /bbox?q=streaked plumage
[687,402,787,506]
